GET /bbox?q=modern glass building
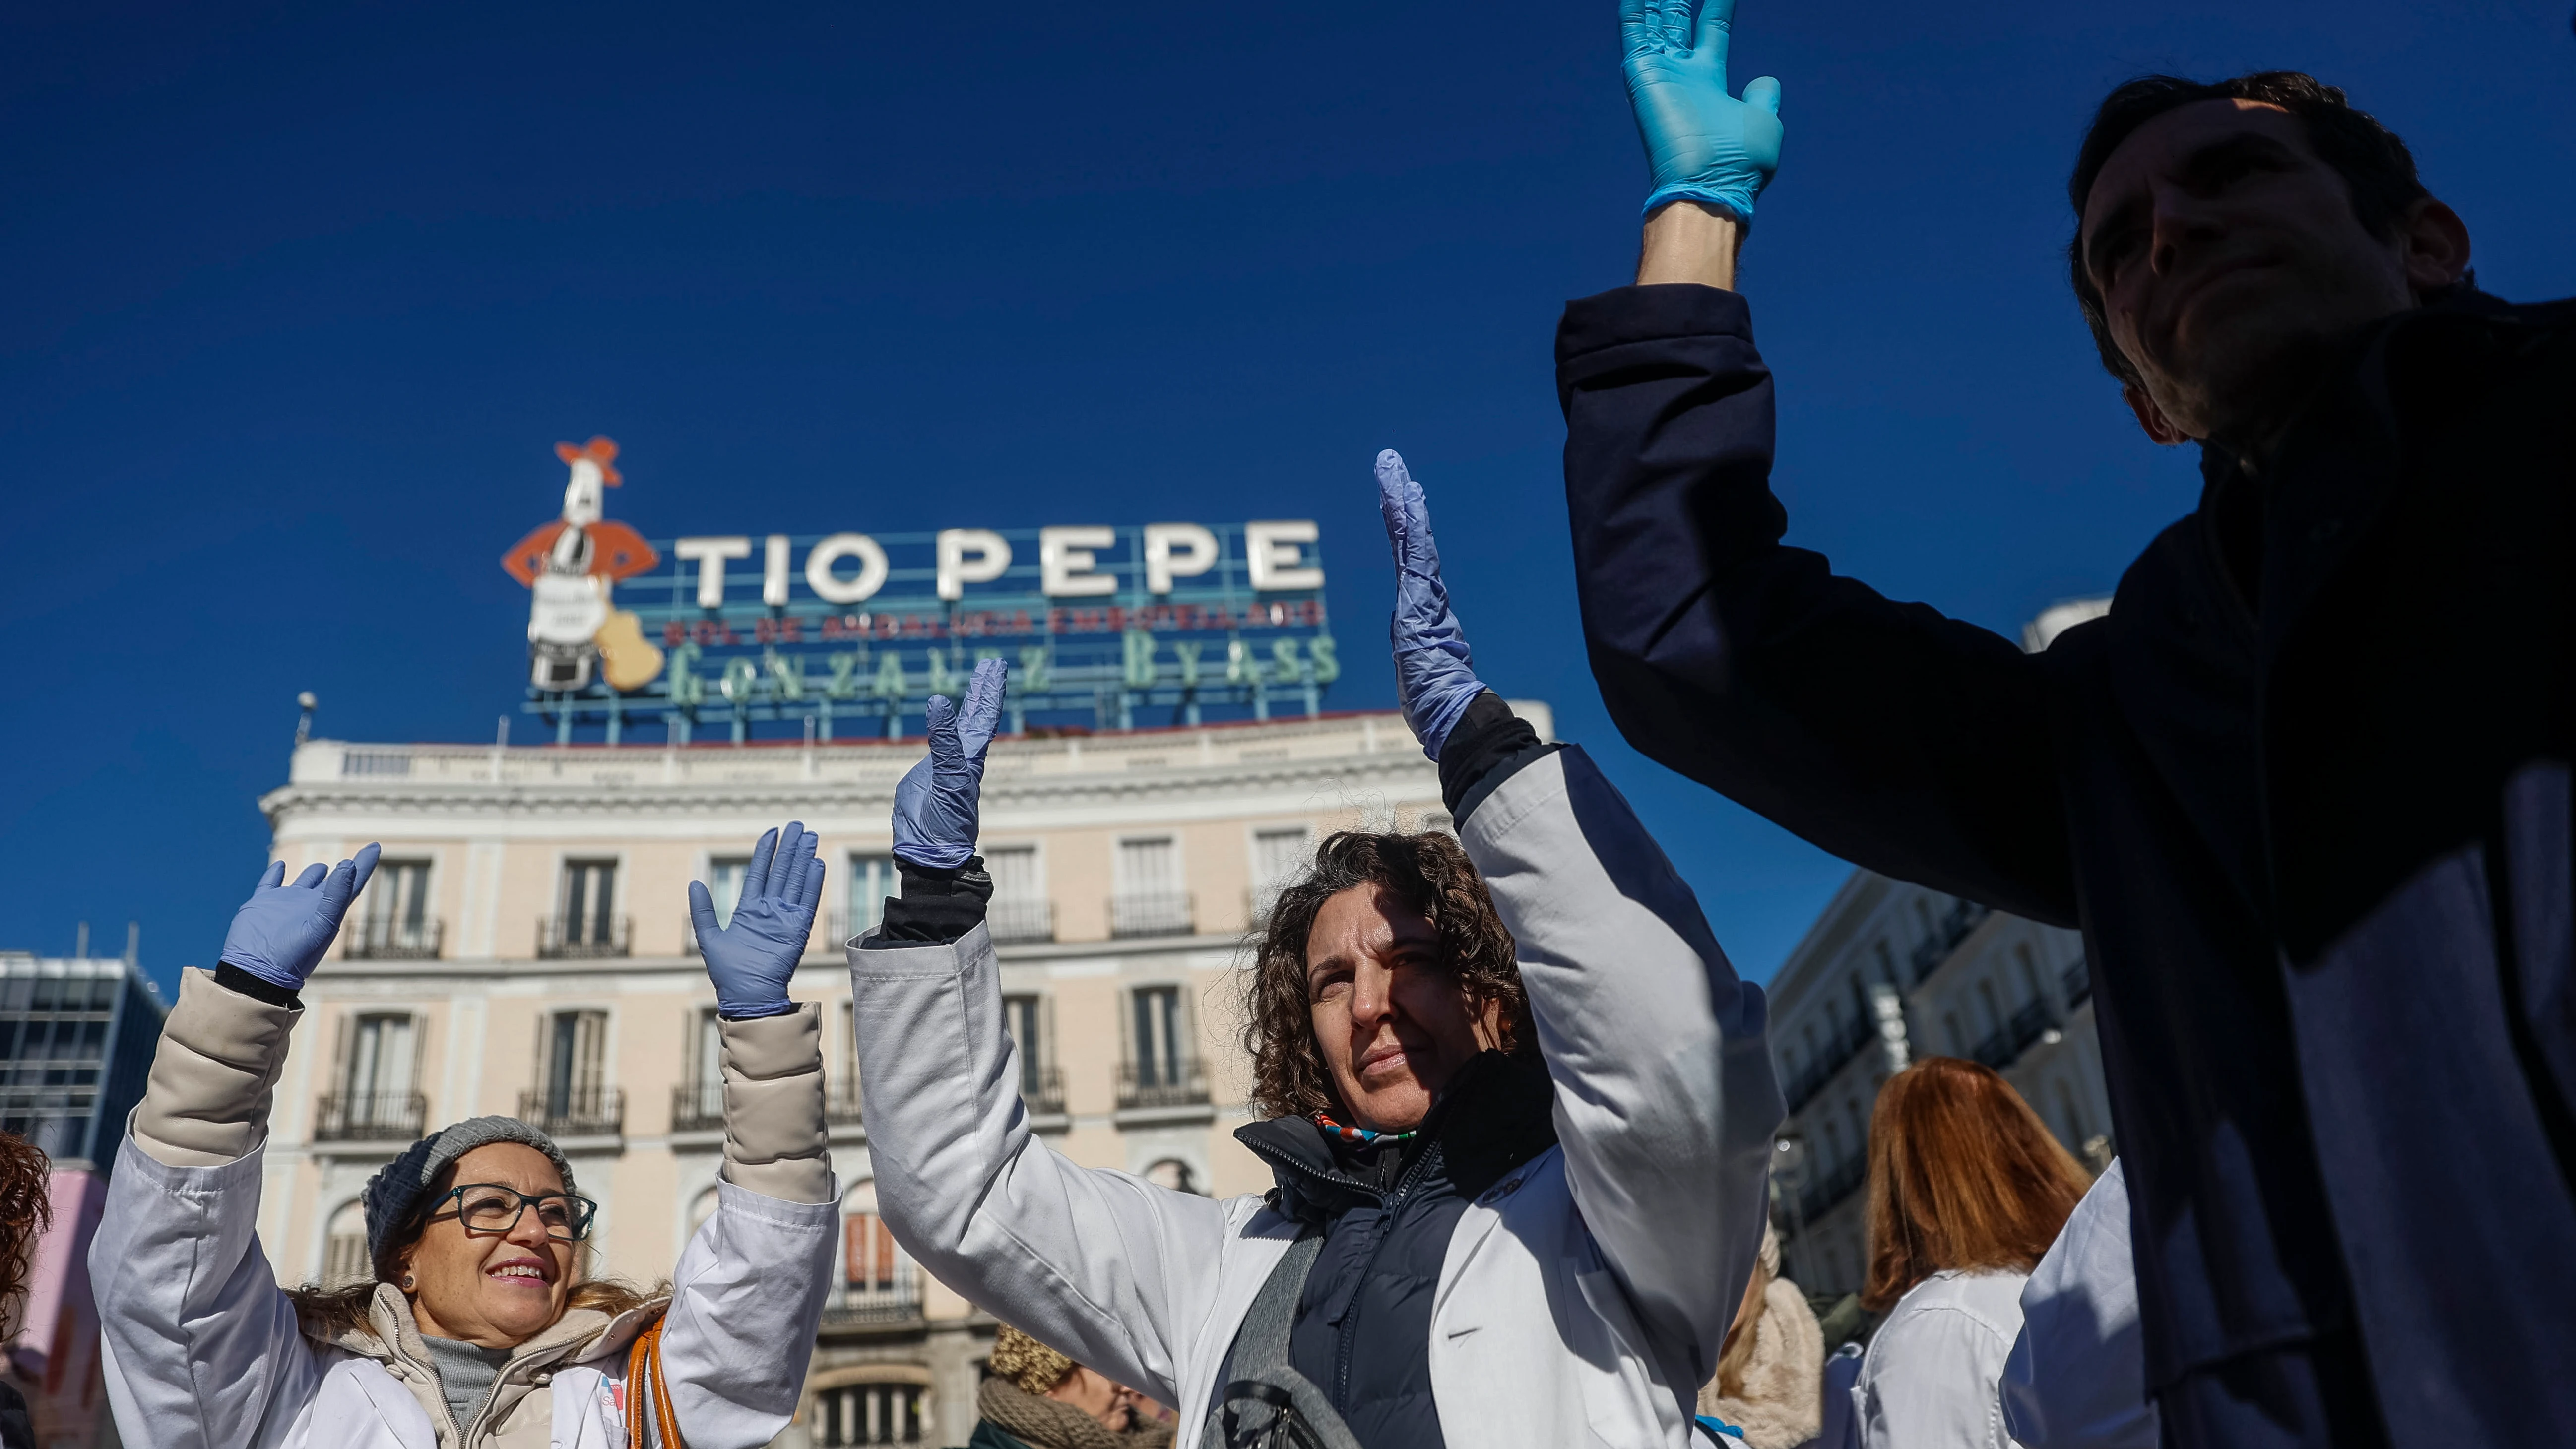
[0,951,168,1175]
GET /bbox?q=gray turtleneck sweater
[420,1334,514,1435]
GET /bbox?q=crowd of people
[48,0,2570,1447]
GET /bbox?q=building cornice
[262,755,1429,819]
[303,928,1253,984]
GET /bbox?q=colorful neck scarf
[1311,1109,1420,1146]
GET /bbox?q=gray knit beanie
[361,1116,579,1266]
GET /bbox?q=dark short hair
[2066,71,2431,387]
[1238,831,1532,1120]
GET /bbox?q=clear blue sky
[6,0,2573,998]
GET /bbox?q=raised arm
[664,823,840,1449]
[848,662,1268,1410]
[1566,0,2076,925]
[93,848,379,1449]
[1378,453,1781,1391]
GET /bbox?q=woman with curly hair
[0,1130,50,1449]
[845,453,1785,1449]
[90,826,840,1449]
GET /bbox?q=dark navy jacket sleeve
[1555,283,2078,926]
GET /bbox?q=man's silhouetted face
[2080,98,2467,452]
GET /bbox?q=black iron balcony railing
[517,1085,625,1138]
[2007,999,2056,1057]
[1797,1149,1869,1221]
[819,911,860,957]
[1019,1065,1066,1117]
[1906,898,1993,984]
[1109,891,1194,939]
[314,1091,427,1143]
[670,1080,725,1134]
[826,1079,866,1128]
[2062,957,2092,1009]
[1781,1009,1876,1114]
[987,897,1056,945]
[820,1282,921,1329]
[1969,1026,2016,1070]
[1117,1058,1210,1111]
[345,918,443,961]
[536,916,629,960]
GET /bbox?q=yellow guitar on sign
[594,610,665,692]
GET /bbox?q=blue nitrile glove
[219,844,384,993]
[1623,0,1784,223]
[689,821,825,1019]
[894,656,1007,870]
[1376,449,1488,762]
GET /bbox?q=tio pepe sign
[668,519,1324,608]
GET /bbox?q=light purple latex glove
[218,844,383,992]
[689,821,823,1018]
[1376,449,1488,761]
[893,656,1007,869]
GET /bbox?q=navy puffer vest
[1232,1052,1556,1449]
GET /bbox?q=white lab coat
[1999,1160,2159,1449]
[1854,1268,2029,1449]
[847,747,1785,1449]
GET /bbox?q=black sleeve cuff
[1438,692,1560,826]
[863,857,994,948]
[214,962,302,1010]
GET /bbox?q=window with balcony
[1001,994,1063,1115]
[319,1011,425,1141]
[1110,837,1191,938]
[1249,826,1311,924]
[984,846,1052,944]
[523,1009,621,1137]
[322,1200,370,1287]
[1971,981,2010,1067]
[830,1001,864,1125]
[672,1008,724,1133]
[708,857,750,926]
[830,1183,918,1327]
[844,853,898,945]
[350,859,439,959]
[2054,1080,2087,1152]
[1120,985,1207,1109]
[542,861,626,957]
[812,1383,926,1446]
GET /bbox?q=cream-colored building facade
[252,704,1543,1447]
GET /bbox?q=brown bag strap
[623,1315,687,1449]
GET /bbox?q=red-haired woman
[1852,1057,2091,1449]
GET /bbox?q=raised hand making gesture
[690,822,825,1019]
[218,844,383,993]
[1622,0,1783,225]
[894,656,1007,869]
[1377,448,1490,761]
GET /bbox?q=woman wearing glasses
[91,826,840,1449]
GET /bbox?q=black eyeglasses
[426,1183,598,1242]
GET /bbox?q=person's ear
[2122,383,2190,446]
[2400,197,2472,296]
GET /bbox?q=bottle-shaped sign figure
[501,437,665,692]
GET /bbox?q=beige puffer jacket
[92,967,839,1449]
[1698,1228,1826,1449]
